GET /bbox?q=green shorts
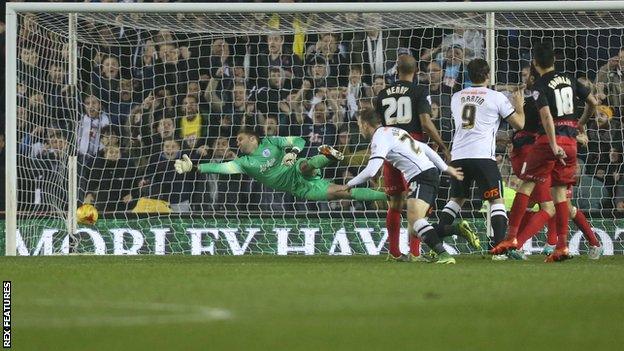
[289,159,331,201]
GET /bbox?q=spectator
[586,105,623,173]
[595,48,624,112]
[153,42,188,93]
[602,146,624,209]
[421,28,485,62]
[306,55,331,89]
[179,95,205,139]
[370,74,386,97]
[77,95,110,157]
[90,55,121,113]
[326,85,349,124]
[85,144,134,212]
[46,64,69,119]
[349,13,403,84]
[254,34,304,88]
[302,100,337,157]
[18,47,45,90]
[440,45,469,88]
[263,115,279,137]
[109,78,138,125]
[152,87,177,121]
[574,159,608,211]
[204,137,241,211]
[306,33,349,86]
[615,176,624,213]
[140,139,193,213]
[255,67,292,115]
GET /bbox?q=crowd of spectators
[2,2,624,216]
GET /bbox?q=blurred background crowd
[1,0,623,216]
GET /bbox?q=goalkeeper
[174,129,387,202]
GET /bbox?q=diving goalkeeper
[174,129,387,202]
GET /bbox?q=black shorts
[407,168,440,206]
[450,159,503,200]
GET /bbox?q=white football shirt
[450,86,515,161]
[347,127,447,188]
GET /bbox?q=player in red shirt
[508,65,601,259]
[492,42,599,262]
[375,54,450,261]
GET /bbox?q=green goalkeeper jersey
[198,136,310,193]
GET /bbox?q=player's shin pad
[350,188,387,201]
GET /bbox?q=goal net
[7,5,624,256]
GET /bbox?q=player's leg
[515,178,555,249]
[405,176,454,264]
[515,200,555,248]
[545,185,572,262]
[382,162,410,259]
[435,160,469,239]
[542,216,557,255]
[469,160,508,250]
[326,183,387,201]
[505,144,556,241]
[545,144,577,263]
[298,145,344,177]
[386,194,405,259]
[568,199,602,259]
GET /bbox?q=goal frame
[5,1,624,256]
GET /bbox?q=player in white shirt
[436,58,525,255]
[345,108,465,264]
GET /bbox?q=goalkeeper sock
[386,208,402,258]
[414,219,445,255]
[307,155,332,170]
[574,209,599,247]
[350,188,387,201]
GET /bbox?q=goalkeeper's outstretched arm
[197,161,245,175]
[174,154,245,175]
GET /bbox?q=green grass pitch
[4,255,624,351]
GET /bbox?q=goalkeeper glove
[282,147,301,167]
[174,154,194,174]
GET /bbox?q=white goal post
[6,1,624,256]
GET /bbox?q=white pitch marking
[18,299,233,328]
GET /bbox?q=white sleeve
[498,92,516,119]
[420,141,448,172]
[369,129,390,161]
[347,158,385,188]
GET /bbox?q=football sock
[546,216,558,246]
[437,200,461,237]
[306,154,331,169]
[518,210,536,235]
[516,209,551,247]
[574,209,600,247]
[409,236,421,256]
[507,193,530,239]
[350,188,387,201]
[490,203,508,246]
[414,219,445,255]
[555,201,569,249]
[386,208,402,257]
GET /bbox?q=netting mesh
[11,10,624,255]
